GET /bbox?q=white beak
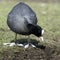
[40,36,44,41]
[39,29,44,41]
[38,36,44,41]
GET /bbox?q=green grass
[0,1,60,47]
[0,1,60,60]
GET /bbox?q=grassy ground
[0,0,60,60]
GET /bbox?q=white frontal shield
[39,29,44,41]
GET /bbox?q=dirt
[0,39,60,60]
[0,45,60,60]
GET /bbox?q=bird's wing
[24,16,37,25]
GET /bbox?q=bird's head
[35,26,44,41]
[27,24,44,41]
[33,25,44,41]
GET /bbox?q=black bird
[7,2,44,48]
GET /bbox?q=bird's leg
[27,35,30,44]
[9,33,17,46]
[24,35,36,48]
[24,35,30,48]
[15,33,17,40]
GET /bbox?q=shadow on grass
[11,38,46,49]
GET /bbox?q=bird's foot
[16,43,24,47]
[3,42,15,46]
[24,43,36,49]
[3,42,24,47]
[3,43,36,49]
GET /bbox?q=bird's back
[7,2,37,35]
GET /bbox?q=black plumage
[7,2,44,41]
